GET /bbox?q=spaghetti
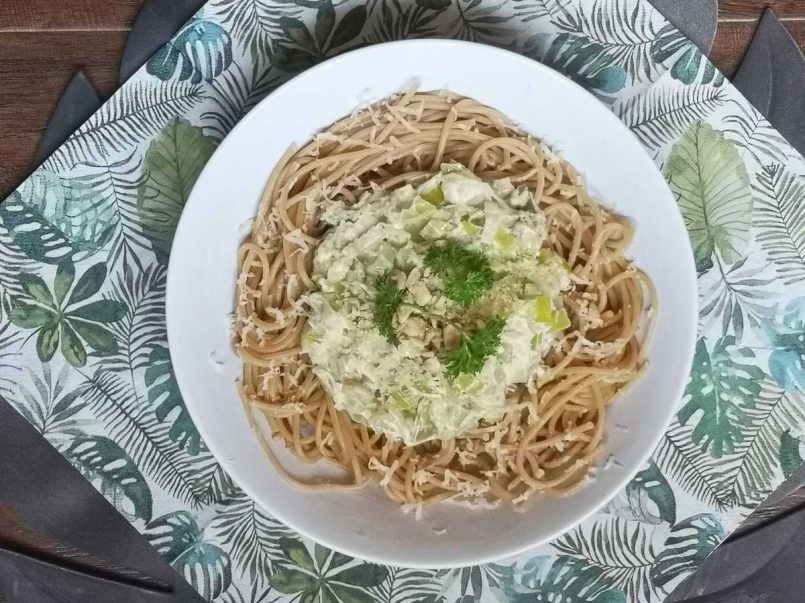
[234,91,654,506]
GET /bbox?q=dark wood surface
[1,1,804,197]
[0,1,141,198]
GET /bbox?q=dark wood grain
[0,0,142,31]
[0,31,129,196]
[713,19,805,75]
[720,0,805,19]
[0,0,144,196]
[712,20,761,75]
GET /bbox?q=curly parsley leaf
[424,243,494,307]
[441,318,505,378]
[373,273,403,344]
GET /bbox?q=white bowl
[167,40,697,568]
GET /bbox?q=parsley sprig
[424,243,494,307]
[373,272,403,344]
[441,318,505,378]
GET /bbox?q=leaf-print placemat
[2,1,805,601]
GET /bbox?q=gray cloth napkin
[32,71,100,168]
[733,9,805,155]
[649,0,717,55]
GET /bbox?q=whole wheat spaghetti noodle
[234,91,655,507]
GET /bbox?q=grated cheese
[368,456,395,487]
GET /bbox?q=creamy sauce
[303,164,571,445]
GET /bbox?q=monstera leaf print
[269,539,388,603]
[656,378,805,511]
[2,1,805,601]
[651,23,723,86]
[650,514,724,589]
[11,370,156,522]
[80,370,214,508]
[0,170,114,264]
[666,122,753,272]
[514,555,626,602]
[0,226,35,302]
[148,16,234,84]
[6,261,125,366]
[146,511,232,601]
[763,298,805,391]
[66,436,153,522]
[606,461,676,525]
[678,337,764,458]
[145,346,202,456]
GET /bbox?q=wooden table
[0,0,802,196]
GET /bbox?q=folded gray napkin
[0,400,202,602]
[732,9,805,155]
[649,0,717,54]
[32,71,99,167]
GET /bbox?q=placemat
[2,1,805,601]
